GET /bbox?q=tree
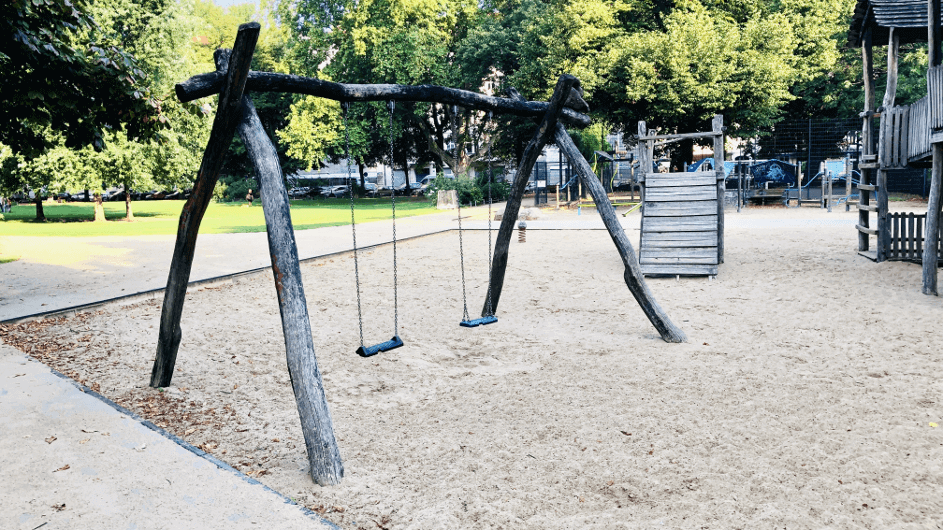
[0,0,165,159]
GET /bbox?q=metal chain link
[343,102,365,348]
[484,111,495,317]
[453,105,470,322]
[388,101,399,336]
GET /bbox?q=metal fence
[753,117,928,196]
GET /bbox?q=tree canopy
[2,0,911,212]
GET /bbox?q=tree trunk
[358,162,366,192]
[84,189,90,202]
[35,197,45,221]
[125,181,134,221]
[93,193,106,222]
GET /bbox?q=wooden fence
[887,212,943,261]
[907,97,931,163]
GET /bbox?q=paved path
[0,343,336,530]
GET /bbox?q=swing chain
[484,111,494,317]
[343,102,365,348]
[453,105,470,322]
[388,100,399,336]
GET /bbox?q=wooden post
[845,156,852,211]
[637,121,649,248]
[554,124,686,343]
[925,0,943,294]
[151,23,260,388]
[237,97,344,485]
[860,27,875,252]
[878,167,890,261]
[482,75,576,316]
[931,0,942,69]
[712,115,725,264]
[737,162,742,212]
[827,170,833,213]
[925,144,942,295]
[875,29,900,261]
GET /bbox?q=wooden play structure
[150,23,687,486]
[849,0,943,293]
[635,116,726,276]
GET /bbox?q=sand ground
[3,202,943,529]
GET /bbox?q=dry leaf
[79,438,90,444]
[53,464,70,472]
[45,436,57,444]
[272,438,280,442]
[184,428,196,436]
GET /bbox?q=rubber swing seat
[356,336,404,357]
[459,315,498,328]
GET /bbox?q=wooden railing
[881,104,910,168]
[887,212,943,261]
[907,96,931,163]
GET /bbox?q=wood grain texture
[639,264,718,276]
[239,96,344,486]
[151,23,259,388]
[642,216,718,232]
[482,76,576,317]
[176,71,591,128]
[644,185,718,202]
[712,115,725,264]
[642,202,719,217]
[644,174,717,187]
[924,143,942,294]
[555,123,687,343]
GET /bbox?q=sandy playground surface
[3,202,943,529]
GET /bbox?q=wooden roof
[848,0,940,47]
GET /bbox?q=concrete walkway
[0,343,336,530]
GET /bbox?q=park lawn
[0,199,438,237]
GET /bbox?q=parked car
[288,187,309,199]
[326,185,349,198]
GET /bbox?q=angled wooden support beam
[481,75,576,317]
[175,70,591,129]
[554,123,686,343]
[238,96,344,486]
[151,22,260,388]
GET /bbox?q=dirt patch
[4,208,943,529]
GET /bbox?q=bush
[424,171,509,206]
[218,175,259,202]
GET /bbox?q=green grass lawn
[0,198,438,237]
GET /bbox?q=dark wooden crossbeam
[175,70,592,128]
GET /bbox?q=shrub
[424,171,508,206]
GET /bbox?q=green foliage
[276,96,342,169]
[424,170,508,206]
[218,174,259,202]
[568,124,612,166]
[0,0,166,158]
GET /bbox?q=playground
[4,202,942,528]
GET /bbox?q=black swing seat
[356,335,404,357]
[460,315,498,328]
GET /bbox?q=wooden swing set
[149,23,686,486]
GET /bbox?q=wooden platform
[639,172,719,276]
